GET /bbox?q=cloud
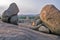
[0,0,60,15]
[0,0,39,15]
[0,0,12,6]
[14,0,39,13]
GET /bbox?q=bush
[19,16,26,19]
[29,16,35,19]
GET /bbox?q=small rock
[30,24,42,30]
[39,26,50,33]
[35,19,42,26]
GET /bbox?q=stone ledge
[0,21,60,40]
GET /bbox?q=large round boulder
[40,4,60,35]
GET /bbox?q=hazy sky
[0,0,60,15]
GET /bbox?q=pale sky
[0,0,60,15]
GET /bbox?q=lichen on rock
[40,4,60,35]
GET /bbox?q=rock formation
[40,4,60,35]
[0,21,59,40]
[1,3,19,25]
[38,26,50,33]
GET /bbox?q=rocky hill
[0,21,59,40]
[0,3,60,40]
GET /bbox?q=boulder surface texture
[40,4,60,35]
[1,3,19,25]
[0,21,59,40]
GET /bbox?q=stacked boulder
[40,4,60,35]
[1,3,19,25]
[32,19,50,33]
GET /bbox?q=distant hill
[18,13,39,16]
[18,14,40,19]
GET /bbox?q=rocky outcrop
[40,4,60,35]
[1,3,19,25]
[0,21,60,40]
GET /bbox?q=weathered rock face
[7,3,19,15]
[10,15,18,25]
[40,4,60,35]
[0,21,60,40]
[38,26,50,33]
[1,3,19,25]
[35,19,42,26]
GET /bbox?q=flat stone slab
[0,21,60,40]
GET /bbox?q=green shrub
[19,16,26,19]
[29,16,35,19]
